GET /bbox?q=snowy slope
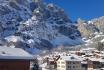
[0,0,83,54]
[16,3,83,49]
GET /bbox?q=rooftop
[60,55,81,61]
[0,46,34,60]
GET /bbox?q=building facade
[0,47,34,70]
[57,56,81,70]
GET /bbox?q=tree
[31,59,39,70]
[32,64,39,70]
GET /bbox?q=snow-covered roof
[88,57,104,62]
[81,48,96,51]
[0,47,34,60]
[101,39,104,43]
[100,58,104,62]
[89,58,100,61]
[60,55,81,61]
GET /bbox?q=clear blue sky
[44,0,104,21]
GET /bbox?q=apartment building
[57,55,81,70]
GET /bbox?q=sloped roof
[0,46,34,60]
[60,55,81,61]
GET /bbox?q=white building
[57,55,81,70]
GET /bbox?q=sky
[44,0,104,21]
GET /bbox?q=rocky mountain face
[1,0,104,54]
[0,0,83,54]
[77,17,104,49]
[77,17,104,38]
[91,16,104,33]
[0,0,33,37]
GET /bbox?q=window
[61,65,65,68]
[58,61,60,64]
[73,62,76,64]
[73,66,75,68]
[61,62,65,64]
[67,61,71,64]
[58,65,60,67]
[68,66,71,68]
[77,62,80,64]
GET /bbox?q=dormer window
[71,57,75,59]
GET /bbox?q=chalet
[57,55,82,70]
[87,58,103,70]
[0,47,34,70]
[40,56,59,70]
